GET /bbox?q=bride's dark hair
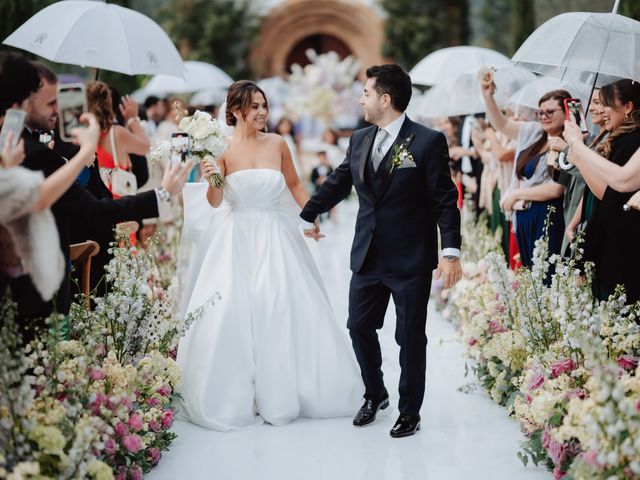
[226,80,269,128]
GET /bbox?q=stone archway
[251,0,385,79]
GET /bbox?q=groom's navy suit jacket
[301,116,461,277]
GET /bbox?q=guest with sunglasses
[479,73,568,269]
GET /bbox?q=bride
[177,80,363,431]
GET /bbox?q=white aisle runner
[148,198,549,480]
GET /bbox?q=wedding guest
[12,61,193,331]
[155,97,185,142]
[275,116,303,175]
[563,79,640,303]
[321,128,344,168]
[551,89,604,255]
[0,52,99,339]
[87,81,150,198]
[143,95,166,140]
[480,75,567,269]
[310,151,334,222]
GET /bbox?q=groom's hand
[434,257,462,289]
[303,219,325,242]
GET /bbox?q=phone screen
[57,83,87,142]
[0,108,26,151]
[170,133,190,165]
[564,98,589,134]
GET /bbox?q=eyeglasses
[537,108,563,119]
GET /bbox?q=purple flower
[127,412,144,431]
[148,447,161,466]
[129,465,143,480]
[160,409,174,429]
[114,421,129,438]
[149,420,162,433]
[104,438,118,455]
[90,368,105,381]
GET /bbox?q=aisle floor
[148,198,549,480]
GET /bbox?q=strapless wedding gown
[177,169,363,431]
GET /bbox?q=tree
[380,0,470,71]
[158,0,260,80]
[620,0,640,20]
[471,0,512,54]
[509,0,536,55]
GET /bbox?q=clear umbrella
[409,46,511,86]
[139,61,233,97]
[508,76,592,110]
[416,67,536,118]
[511,10,640,85]
[3,0,184,77]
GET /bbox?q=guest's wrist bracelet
[126,116,141,127]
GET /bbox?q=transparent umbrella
[415,67,536,118]
[3,0,184,77]
[508,76,592,110]
[512,10,640,85]
[140,61,233,96]
[409,46,511,86]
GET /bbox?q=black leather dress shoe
[352,396,390,427]
[390,414,421,438]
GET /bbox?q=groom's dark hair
[366,64,412,113]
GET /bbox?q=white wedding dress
[177,168,363,431]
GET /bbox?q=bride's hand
[202,159,221,180]
[303,218,325,241]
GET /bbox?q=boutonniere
[390,135,415,173]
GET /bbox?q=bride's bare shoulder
[260,132,286,145]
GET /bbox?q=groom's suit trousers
[348,245,432,417]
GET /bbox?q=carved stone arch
[251,0,385,79]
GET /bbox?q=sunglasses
[536,108,563,119]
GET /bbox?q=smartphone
[170,132,190,165]
[0,108,26,151]
[57,83,87,142]
[564,98,589,134]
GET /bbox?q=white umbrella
[140,61,233,96]
[3,0,184,77]
[409,46,511,86]
[190,86,228,106]
[508,76,592,110]
[416,67,536,118]
[512,11,640,85]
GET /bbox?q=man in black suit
[300,65,462,438]
[11,62,192,339]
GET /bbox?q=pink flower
[636,400,640,412]
[488,320,508,335]
[119,397,133,411]
[468,338,478,346]
[148,447,161,466]
[616,355,639,371]
[525,394,533,403]
[129,465,143,480]
[128,412,144,431]
[511,280,520,291]
[527,373,546,392]
[147,397,161,408]
[582,450,603,470]
[90,368,105,381]
[115,467,127,480]
[550,358,576,378]
[122,434,143,453]
[114,422,129,438]
[552,467,566,480]
[564,388,587,400]
[149,420,162,433]
[157,384,172,397]
[104,438,118,455]
[160,409,174,429]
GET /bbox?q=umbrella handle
[612,0,620,14]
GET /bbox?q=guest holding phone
[563,79,640,303]
[0,52,100,334]
[479,71,567,269]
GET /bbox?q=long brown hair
[595,79,640,159]
[87,81,115,131]
[515,89,572,178]
[225,80,268,129]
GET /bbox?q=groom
[301,64,462,438]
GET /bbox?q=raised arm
[480,79,522,141]
[564,120,640,193]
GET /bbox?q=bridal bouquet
[178,108,226,188]
[149,107,227,188]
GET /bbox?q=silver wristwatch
[156,187,171,202]
[443,255,458,262]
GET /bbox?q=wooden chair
[69,240,100,309]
